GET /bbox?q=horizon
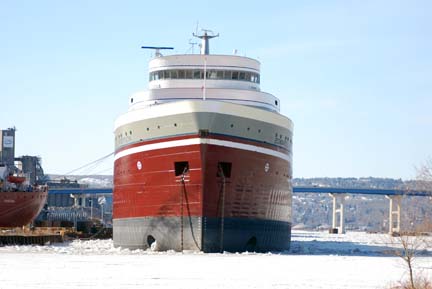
[1,1,431,179]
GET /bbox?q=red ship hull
[113,134,292,252]
[0,189,48,227]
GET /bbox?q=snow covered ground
[0,230,431,289]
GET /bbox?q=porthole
[230,124,234,128]
[146,128,149,131]
[131,98,134,103]
[247,127,250,131]
[258,129,261,133]
[157,125,160,129]
[129,131,132,135]
[275,100,278,106]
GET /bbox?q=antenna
[187,39,198,54]
[193,29,219,55]
[141,46,174,57]
[195,21,199,35]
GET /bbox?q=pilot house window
[149,69,260,84]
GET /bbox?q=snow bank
[2,230,429,256]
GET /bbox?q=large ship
[113,32,293,252]
[0,128,48,227]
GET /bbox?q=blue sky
[1,0,431,179]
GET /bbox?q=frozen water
[0,230,431,289]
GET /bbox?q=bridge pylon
[329,193,347,234]
[386,195,402,234]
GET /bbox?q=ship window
[130,98,133,103]
[208,70,217,79]
[217,162,232,178]
[275,100,278,106]
[174,161,189,176]
[193,70,202,79]
[150,68,259,83]
[223,71,231,79]
[171,70,178,79]
[178,70,185,79]
[185,70,193,79]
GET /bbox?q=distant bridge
[293,186,432,196]
[48,188,113,196]
[48,186,432,235]
[293,186,432,235]
[48,186,432,197]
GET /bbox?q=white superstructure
[128,33,280,113]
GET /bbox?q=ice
[0,230,431,289]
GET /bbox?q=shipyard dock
[0,227,65,245]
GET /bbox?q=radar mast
[193,29,219,55]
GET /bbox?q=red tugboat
[113,32,293,252]
[0,128,48,227]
